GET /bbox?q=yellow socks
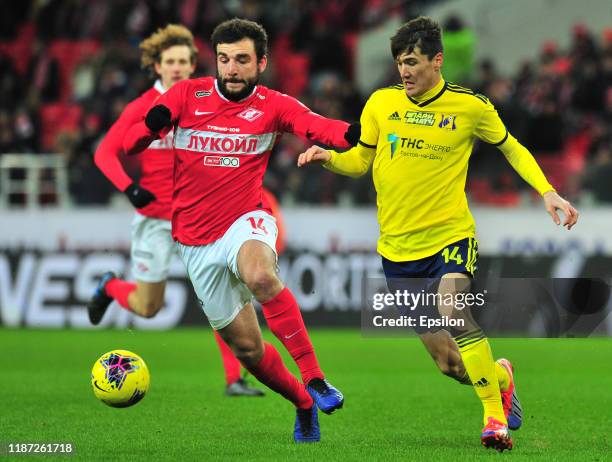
[455,329,507,425]
[495,360,510,392]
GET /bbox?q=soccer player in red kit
[89,24,263,397]
[122,18,360,442]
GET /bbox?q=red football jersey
[125,77,351,246]
[94,81,173,220]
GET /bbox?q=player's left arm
[475,100,579,230]
[276,93,359,149]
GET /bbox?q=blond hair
[140,24,198,76]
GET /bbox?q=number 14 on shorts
[442,245,463,264]
[248,217,269,235]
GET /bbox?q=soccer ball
[91,350,150,408]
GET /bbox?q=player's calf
[433,356,466,381]
[130,295,164,318]
[420,330,467,382]
[224,337,265,369]
[128,280,166,318]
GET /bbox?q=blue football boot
[307,378,344,414]
[294,403,320,443]
[87,271,116,325]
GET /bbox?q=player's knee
[243,269,281,301]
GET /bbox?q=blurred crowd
[469,23,612,206]
[0,0,610,207]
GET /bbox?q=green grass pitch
[1,328,611,461]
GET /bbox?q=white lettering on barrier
[286,253,323,312]
[323,255,350,310]
[0,253,36,326]
[69,253,127,328]
[0,252,189,329]
[27,254,80,328]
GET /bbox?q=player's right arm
[297,144,375,178]
[122,80,187,155]
[297,95,378,178]
[94,100,156,208]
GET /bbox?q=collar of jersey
[407,78,447,107]
[154,79,167,95]
[214,79,258,103]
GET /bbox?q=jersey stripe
[359,140,377,149]
[447,83,470,91]
[492,129,509,146]
[446,87,489,104]
[466,237,478,274]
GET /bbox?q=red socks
[105,278,136,309]
[261,287,323,384]
[213,330,242,385]
[246,342,313,409]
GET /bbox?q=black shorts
[382,237,478,334]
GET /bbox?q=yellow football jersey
[326,78,553,262]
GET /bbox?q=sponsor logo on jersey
[386,133,451,159]
[207,125,241,133]
[387,133,399,159]
[388,111,401,121]
[438,114,457,130]
[195,90,212,97]
[237,107,264,122]
[403,111,436,126]
[204,156,240,167]
[175,128,276,155]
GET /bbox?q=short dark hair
[390,16,443,60]
[211,18,268,61]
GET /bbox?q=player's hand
[124,183,156,208]
[145,104,172,132]
[297,145,332,167]
[344,122,361,146]
[543,190,579,230]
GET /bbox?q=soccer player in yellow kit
[298,16,579,451]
